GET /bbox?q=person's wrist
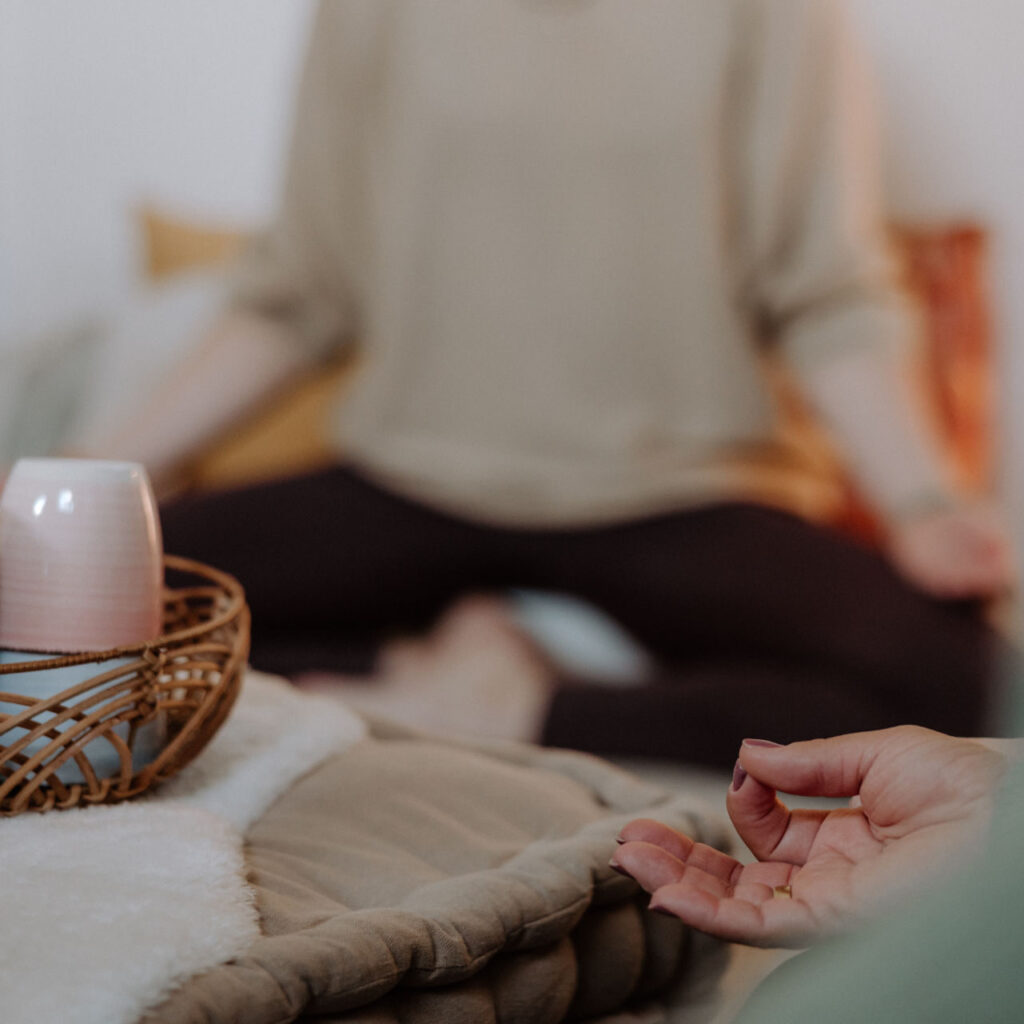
[885,483,960,528]
[975,737,1024,763]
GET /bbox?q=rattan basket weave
[0,555,249,816]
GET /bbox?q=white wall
[0,0,314,344]
[1,0,1023,503]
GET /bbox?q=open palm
[613,728,1006,947]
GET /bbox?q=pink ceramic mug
[0,458,163,652]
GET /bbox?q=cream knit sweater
[234,0,916,527]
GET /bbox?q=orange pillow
[892,223,994,492]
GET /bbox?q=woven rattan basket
[0,555,249,816]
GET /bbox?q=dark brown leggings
[160,464,1003,767]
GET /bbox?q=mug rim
[6,458,150,483]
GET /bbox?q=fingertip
[617,818,698,863]
[608,857,634,878]
[737,739,786,780]
[725,770,780,828]
[616,817,662,844]
[725,772,776,814]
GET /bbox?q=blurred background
[1,9,1018,1009]
[0,0,307,335]
[1,0,1023,581]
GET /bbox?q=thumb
[725,732,895,864]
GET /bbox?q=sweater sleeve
[731,0,915,373]
[229,1,387,362]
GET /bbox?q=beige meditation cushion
[143,721,729,1022]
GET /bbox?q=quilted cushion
[143,723,726,1022]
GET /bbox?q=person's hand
[611,728,1007,948]
[887,500,1015,600]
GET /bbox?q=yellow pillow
[140,207,248,282]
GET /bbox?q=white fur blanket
[0,672,367,1024]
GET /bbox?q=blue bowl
[0,650,166,786]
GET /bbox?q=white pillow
[69,269,229,450]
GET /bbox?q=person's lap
[161,464,493,630]
[520,503,994,731]
[160,463,998,753]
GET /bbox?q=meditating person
[85,0,1014,765]
[612,722,1024,1021]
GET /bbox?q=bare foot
[296,596,555,742]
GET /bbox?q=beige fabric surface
[144,723,729,1023]
[232,0,911,528]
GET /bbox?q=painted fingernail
[731,759,748,791]
[608,858,632,878]
[742,738,783,748]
